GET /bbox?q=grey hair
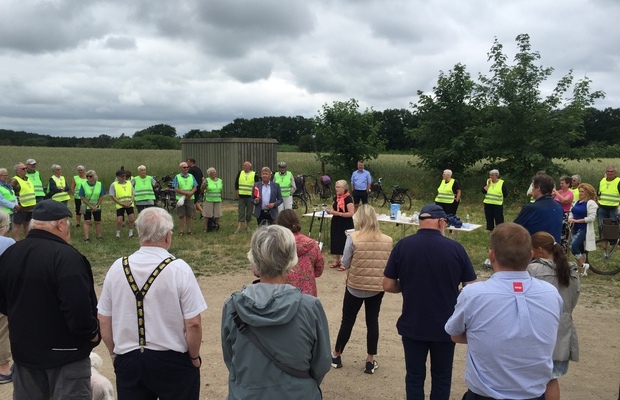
[606,165,616,172]
[0,168,7,176]
[135,207,174,243]
[0,211,10,235]
[261,166,272,175]
[179,162,188,167]
[29,218,68,231]
[137,165,146,171]
[247,225,298,279]
[206,167,216,175]
[443,169,453,177]
[489,169,500,177]
[571,174,581,183]
[14,163,24,172]
[51,164,61,171]
[85,170,97,180]
[77,165,85,171]
[335,179,349,192]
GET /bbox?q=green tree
[476,34,604,181]
[409,63,482,175]
[313,98,385,173]
[134,124,177,138]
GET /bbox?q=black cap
[115,170,125,177]
[419,204,448,220]
[32,200,73,221]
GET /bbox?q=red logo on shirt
[513,282,523,292]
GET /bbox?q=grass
[2,146,619,293]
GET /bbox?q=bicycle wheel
[393,192,412,210]
[369,190,387,208]
[586,239,620,275]
[292,195,308,214]
[321,186,332,201]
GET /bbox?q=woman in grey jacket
[221,225,331,400]
[528,231,580,400]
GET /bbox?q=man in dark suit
[252,167,283,226]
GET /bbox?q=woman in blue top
[568,183,598,276]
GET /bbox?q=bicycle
[311,174,332,201]
[291,174,309,214]
[369,178,412,210]
[154,173,177,212]
[585,218,620,275]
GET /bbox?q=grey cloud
[104,36,137,50]
[0,0,108,53]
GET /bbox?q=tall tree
[409,63,482,175]
[134,124,177,138]
[476,34,604,181]
[313,98,385,173]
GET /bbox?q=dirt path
[1,268,618,399]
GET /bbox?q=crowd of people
[0,157,617,399]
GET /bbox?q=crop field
[1,146,619,292]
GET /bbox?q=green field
[2,146,619,290]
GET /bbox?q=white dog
[89,352,115,400]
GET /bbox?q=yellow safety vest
[175,174,195,200]
[26,171,45,197]
[0,184,16,214]
[483,179,504,205]
[81,182,102,210]
[133,176,156,202]
[204,177,223,203]
[598,177,620,207]
[238,171,256,196]
[73,175,87,199]
[50,176,71,203]
[113,181,133,209]
[274,171,293,197]
[435,179,456,204]
[570,187,579,205]
[13,176,36,207]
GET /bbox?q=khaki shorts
[202,202,222,218]
[177,199,195,218]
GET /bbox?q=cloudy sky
[1,0,618,138]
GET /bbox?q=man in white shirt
[98,207,207,400]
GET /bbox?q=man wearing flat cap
[0,200,100,399]
[383,204,476,400]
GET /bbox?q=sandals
[337,265,346,271]
[330,262,342,269]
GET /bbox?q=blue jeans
[402,337,455,400]
[570,227,587,259]
[597,206,618,236]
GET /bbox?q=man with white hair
[98,207,207,400]
[0,200,100,399]
[11,162,36,241]
[435,169,461,216]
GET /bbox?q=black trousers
[352,190,369,204]
[334,289,384,355]
[483,203,504,231]
[114,349,200,400]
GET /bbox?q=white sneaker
[581,263,589,277]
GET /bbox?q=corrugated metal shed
[180,138,278,200]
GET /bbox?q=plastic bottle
[412,211,419,224]
[466,214,471,224]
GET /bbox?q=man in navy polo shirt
[514,173,563,242]
[350,160,372,208]
[445,223,562,400]
[383,204,476,400]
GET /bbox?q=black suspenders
[122,256,175,348]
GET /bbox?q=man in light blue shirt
[350,160,372,207]
[445,222,562,400]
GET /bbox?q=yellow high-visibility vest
[113,181,133,209]
[13,176,36,207]
[435,179,456,204]
[598,177,620,207]
[483,179,504,205]
[238,171,256,196]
